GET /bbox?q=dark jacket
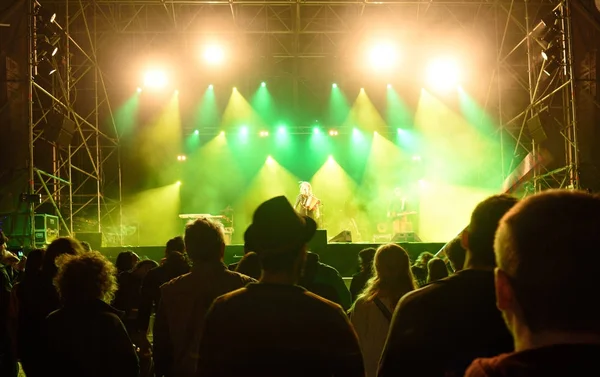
[17,271,62,377]
[45,299,139,377]
[299,252,352,311]
[350,270,372,302]
[138,254,190,333]
[153,262,255,377]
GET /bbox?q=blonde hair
[299,182,312,195]
[54,251,118,304]
[358,244,416,305]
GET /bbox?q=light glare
[203,44,225,65]
[369,43,398,70]
[426,57,461,91]
[143,69,168,89]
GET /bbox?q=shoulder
[396,277,451,310]
[465,354,512,377]
[160,272,192,292]
[224,268,257,284]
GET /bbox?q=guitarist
[387,187,416,234]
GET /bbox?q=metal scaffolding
[32,0,586,244]
[30,0,121,246]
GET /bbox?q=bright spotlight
[387,83,392,89]
[266,155,274,164]
[143,69,168,89]
[426,57,461,91]
[219,131,225,136]
[353,128,360,136]
[328,155,334,162]
[261,82,266,88]
[240,126,248,135]
[208,84,214,89]
[194,130,199,135]
[313,127,321,134]
[136,87,142,93]
[277,126,286,134]
[176,181,182,186]
[332,83,338,89]
[259,130,269,137]
[329,129,339,136]
[369,43,398,70]
[412,155,421,161]
[177,155,187,161]
[203,44,225,65]
[174,89,179,95]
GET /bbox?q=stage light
[143,69,168,89]
[174,89,179,95]
[277,126,286,134]
[266,155,274,164]
[261,82,266,88]
[233,87,237,91]
[368,43,398,70]
[353,128,360,136]
[208,84,213,89]
[194,130,199,135]
[360,88,364,92]
[412,155,421,161]
[328,155,334,162]
[220,131,225,136]
[329,129,339,136]
[136,87,142,93]
[259,130,269,137]
[313,127,321,134]
[332,83,337,88]
[177,155,187,161]
[543,59,560,76]
[426,57,460,91]
[387,83,392,88]
[176,181,182,186]
[240,126,248,135]
[203,44,225,65]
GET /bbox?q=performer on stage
[294,181,321,222]
[387,187,416,234]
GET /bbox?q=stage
[101,241,445,278]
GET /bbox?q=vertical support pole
[562,0,580,189]
[28,0,36,248]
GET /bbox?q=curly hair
[54,251,118,304]
[359,244,416,305]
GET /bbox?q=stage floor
[101,241,445,277]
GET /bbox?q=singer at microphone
[294,181,321,222]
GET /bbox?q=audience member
[197,196,364,377]
[299,251,352,310]
[18,237,84,377]
[466,190,600,376]
[235,251,261,280]
[379,194,517,377]
[116,250,140,274]
[0,231,17,377]
[153,219,255,377]
[8,248,44,365]
[113,259,159,334]
[138,236,190,335]
[350,244,416,377]
[45,251,139,377]
[349,247,376,302]
[427,257,448,283]
[411,251,434,287]
[445,237,466,272]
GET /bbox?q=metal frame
[29,0,122,246]
[32,0,586,245]
[495,0,579,193]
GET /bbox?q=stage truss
[32,0,587,245]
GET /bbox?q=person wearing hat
[197,196,364,377]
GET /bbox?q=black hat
[244,196,317,252]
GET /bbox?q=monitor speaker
[329,230,352,243]
[391,232,421,242]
